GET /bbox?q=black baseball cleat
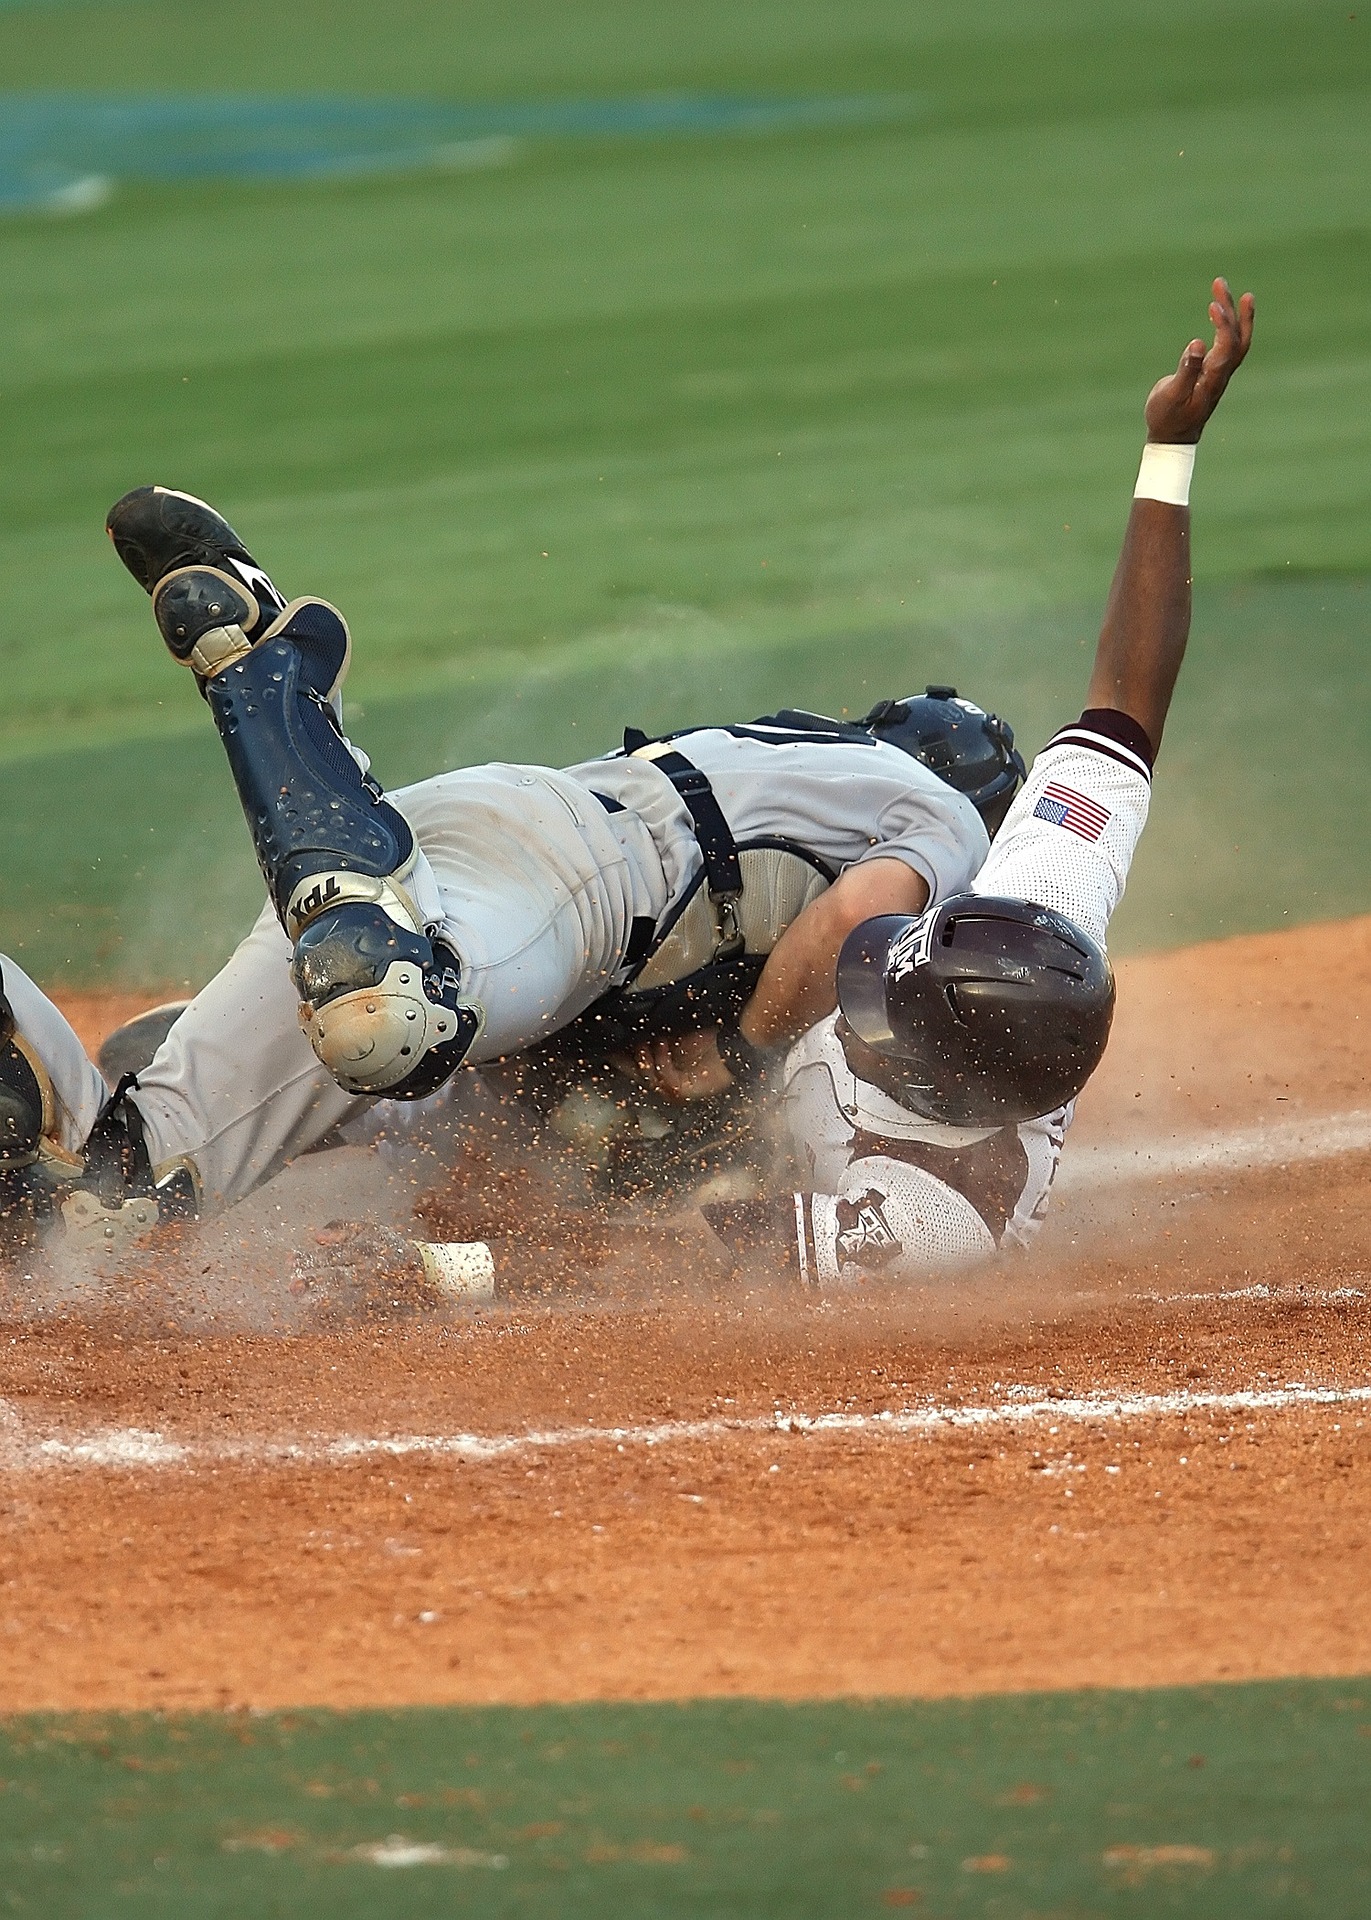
[106,485,286,631]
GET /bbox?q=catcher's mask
[837,894,1115,1126]
[861,687,1025,837]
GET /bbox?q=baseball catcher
[0,512,1017,1249]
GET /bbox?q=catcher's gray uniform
[775,711,1152,1284]
[6,728,986,1211]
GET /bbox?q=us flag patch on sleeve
[1032,780,1111,842]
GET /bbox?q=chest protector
[557,728,837,1056]
[631,840,830,991]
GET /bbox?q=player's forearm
[1083,495,1191,755]
[738,857,928,1048]
[1084,280,1253,753]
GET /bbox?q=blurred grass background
[6,1683,1371,1916]
[0,0,1367,985]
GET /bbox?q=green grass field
[6,1682,1371,1917]
[1,0,1368,983]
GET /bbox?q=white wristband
[1134,441,1195,507]
[417,1240,496,1300]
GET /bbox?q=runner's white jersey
[967,712,1152,944]
[779,1014,1071,1280]
[761,710,1153,1286]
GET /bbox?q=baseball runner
[0,510,1018,1249]
[692,277,1256,1287]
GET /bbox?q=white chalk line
[1058,1108,1371,1192]
[2,1113,1367,1477]
[1139,1283,1366,1306]
[2,1377,1369,1474]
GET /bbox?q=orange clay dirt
[1,916,1369,1714]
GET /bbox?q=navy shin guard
[206,603,423,939]
[154,579,479,1097]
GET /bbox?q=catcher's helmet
[861,687,1025,837]
[837,895,1114,1126]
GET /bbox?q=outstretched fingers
[1143,279,1253,441]
[1232,288,1256,359]
[1193,280,1254,413]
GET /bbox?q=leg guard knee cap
[0,1036,45,1170]
[292,904,482,1099]
[0,983,59,1172]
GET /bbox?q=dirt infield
[2,918,1369,1714]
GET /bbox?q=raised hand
[1144,278,1255,444]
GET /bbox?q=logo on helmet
[887,911,937,982]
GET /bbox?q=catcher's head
[861,687,1026,838]
[836,894,1115,1127]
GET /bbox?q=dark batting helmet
[837,895,1115,1126]
[861,687,1025,837]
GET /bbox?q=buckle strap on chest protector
[623,728,744,958]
